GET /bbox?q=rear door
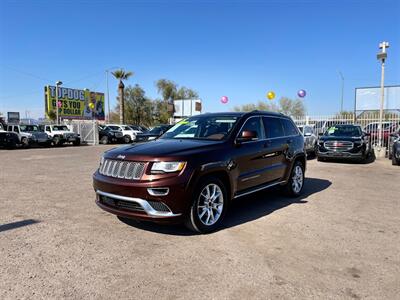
[234,116,267,191]
[262,117,288,182]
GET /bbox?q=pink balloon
[57,101,62,108]
[220,96,229,104]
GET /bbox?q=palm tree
[112,69,133,124]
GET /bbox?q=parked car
[0,131,20,149]
[128,125,148,133]
[40,124,81,146]
[7,124,51,147]
[317,124,372,162]
[134,124,172,142]
[93,111,306,233]
[389,129,400,165]
[99,125,124,144]
[298,125,317,156]
[364,121,400,146]
[106,124,140,143]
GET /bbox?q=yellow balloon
[266,91,275,100]
[89,102,95,109]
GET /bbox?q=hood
[105,138,224,160]
[136,133,160,138]
[319,136,362,142]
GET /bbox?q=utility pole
[55,81,63,125]
[338,71,344,113]
[377,41,389,152]
[106,70,110,123]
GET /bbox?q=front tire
[185,177,228,234]
[392,154,399,166]
[123,135,131,143]
[73,139,81,146]
[282,160,305,197]
[21,137,30,149]
[100,136,109,144]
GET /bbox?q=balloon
[297,89,306,98]
[220,96,229,104]
[89,102,95,110]
[266,91,275,100]
[57,101,62,108]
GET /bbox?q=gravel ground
[0,145,399,299]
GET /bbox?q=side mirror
[236,130,258,143]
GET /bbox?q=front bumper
[93,170,192,223]
[317,150,364,159]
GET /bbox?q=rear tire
[392,154,399,166]
[185,177,228,234]
[100,136,109,145]
[282,160,305,197]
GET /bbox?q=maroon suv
[93,111,306,233]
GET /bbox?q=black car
[0,131,20,149]
[389,129,400,165]
[99,125,124,144]
[134,124,172,142]
[317,124,372,162]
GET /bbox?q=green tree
[233,97,305,117]
[111,69,133,124]
[124,84,153,126]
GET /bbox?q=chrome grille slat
[99,159,145,180]
[324,141,353,152]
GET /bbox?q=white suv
[106,124,141,143]
[42,124,81,146]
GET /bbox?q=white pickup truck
[41,124,81,146]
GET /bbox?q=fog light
[147,188,169,196]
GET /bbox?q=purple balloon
[297,89,306,98]
[221,96,229,104]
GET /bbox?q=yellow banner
[45,86,105,120]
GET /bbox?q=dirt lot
[0,145,399,299]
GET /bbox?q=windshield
[53,125,69,131]
[161,115,239,140]
[324,126,361,137]
[20,125,39,132]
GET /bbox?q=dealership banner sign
[44,86,105,120]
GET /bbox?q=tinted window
[240,117,264,140]
[263,117,284,138]
[282,119,299,136]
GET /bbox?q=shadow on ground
[118,177,332,236]
[0,219,40,233]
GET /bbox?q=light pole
[105,67,120,123]
[338,71,344,113]
[55,81,63,125]
[377,41,389,150]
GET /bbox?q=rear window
[281,119,299,136]
[263,117,284,138]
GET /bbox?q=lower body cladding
[93,172,190,223]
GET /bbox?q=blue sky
[1,0,399,119]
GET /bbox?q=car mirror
[236,130,257,144]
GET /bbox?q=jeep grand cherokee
[93,111,306,233]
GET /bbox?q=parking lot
[0,145,399,299]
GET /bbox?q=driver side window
[239,117,264,140]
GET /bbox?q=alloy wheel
[292,165,304,193]
[197,183,224,226]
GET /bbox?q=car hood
[105,138,224,160]
[319,136,362,142]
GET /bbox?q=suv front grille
[324,141,353,152]
[99,159,146,180]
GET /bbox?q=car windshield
[122,126,132,130]
[20,125,39,132]
[324,126,361,137]
[53,125,69,131]
[161,115,239,140]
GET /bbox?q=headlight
[151,161,186,174]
